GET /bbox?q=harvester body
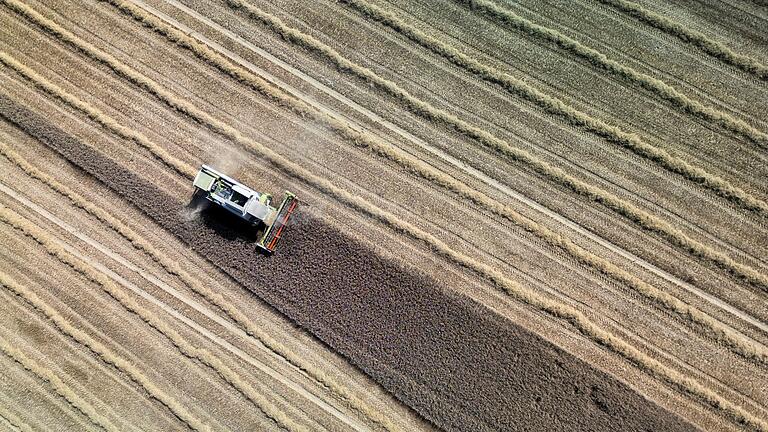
[193,165,297,253]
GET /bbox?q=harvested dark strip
[0,95,699,431]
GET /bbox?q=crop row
[222,0,768,292]
[341,0,768,215]
[0,4,416,428]
[0,300,119,431]
[596,0,768,80]
[0,209,216,432]
[459,0,767,145]
[0,101,705,430]
[340,0,768,254]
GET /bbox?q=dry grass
[5,48,763,432]
[0,403,32,432]
[0,208,291,432]
[4,2,766,429]
[223,0,768,293]
[596,0,768,81]
[0,315,120,432]
[3,73,763,370]
[0,55,193,179]
[339,0,768,216]
[93,4,768,428]
[460,0,768,146]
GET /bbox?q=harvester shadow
[186,194,266,250]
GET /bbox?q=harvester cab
[192,165,298,253]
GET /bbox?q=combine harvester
[192,165,298,253]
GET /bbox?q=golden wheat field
[0,0,767,431]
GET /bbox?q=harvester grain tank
[192,165,298,253]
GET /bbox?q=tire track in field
[0,173,373,432]
[39,0,768,369]
[294,0,764,266]
[477,0,768,131]
[385,0,768,172]
[12,0,768,284]
[159,0,768,358]
[323,0,768,291]
[0,52,761,432]
[146,0,768,363]
[0,141,393,432]
[1,2,760,426]
[0,9,424,427]
[1,5,760,426]
[7,114,766,427]
[552,0,768,125]
[0,331,116,432]
[0,284,144,432]
[0,206,306,432]
[0,4,194,178]
[455,0,768,145]
[356,0,768,195]
[374,0,768,264]
[594,0,768,80]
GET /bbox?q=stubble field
[0,0,766,431]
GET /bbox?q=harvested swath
[325,0,768,290]
[595,0,768,80]
[0,404,31,432]
[0,331,118,432]
[223,0,768,365]
[457,0,768,146]
[0,209,304,432]
[0,100,704,432]
[0,143,400,432]
[0,282,141,432]
[0,53,194,179]
[0,248,210,432]
[222,0,768,301]
[0,11,761,428]
[9,0,768,428]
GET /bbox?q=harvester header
[193,165,298,253]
